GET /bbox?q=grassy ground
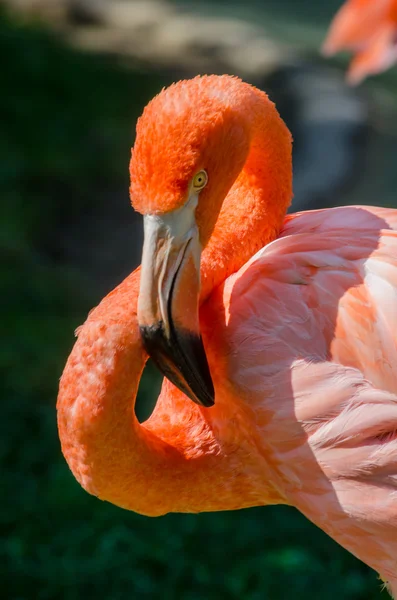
[1,7,390,600]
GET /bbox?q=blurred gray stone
[259,63,369,212]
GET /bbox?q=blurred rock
[1,0,68,23]
[260,63,369,212]
[3,0,290,72]
[103,0,172,30]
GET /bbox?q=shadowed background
[2,1,397,598]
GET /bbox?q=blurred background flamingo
[323,0,397,84]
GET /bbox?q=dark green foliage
[0,8,389,600]
[0,7,164,255]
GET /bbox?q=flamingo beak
[137,200,215,407]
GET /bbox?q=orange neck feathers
[199,82,292,298]
[57,76,292,515]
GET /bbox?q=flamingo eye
[192,170,208,191]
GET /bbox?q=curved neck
[58,90,292,516]
[57,268,280,515]
[201,93,292,299]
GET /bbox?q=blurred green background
[2,1,396,598]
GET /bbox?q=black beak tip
[139,323,215,408]
[198,383,215,408]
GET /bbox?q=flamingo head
[129,75,252,407]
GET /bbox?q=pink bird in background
[58,76,397,596]
[323,0,397,83]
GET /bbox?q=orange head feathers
[129,75,292,250]
[130,75,250,217]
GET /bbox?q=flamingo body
[58,76,397,595]
[200,205,397,583]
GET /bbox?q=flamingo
[57,75,397,596]
[323,0,397,84]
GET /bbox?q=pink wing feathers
[203,206,397,583]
